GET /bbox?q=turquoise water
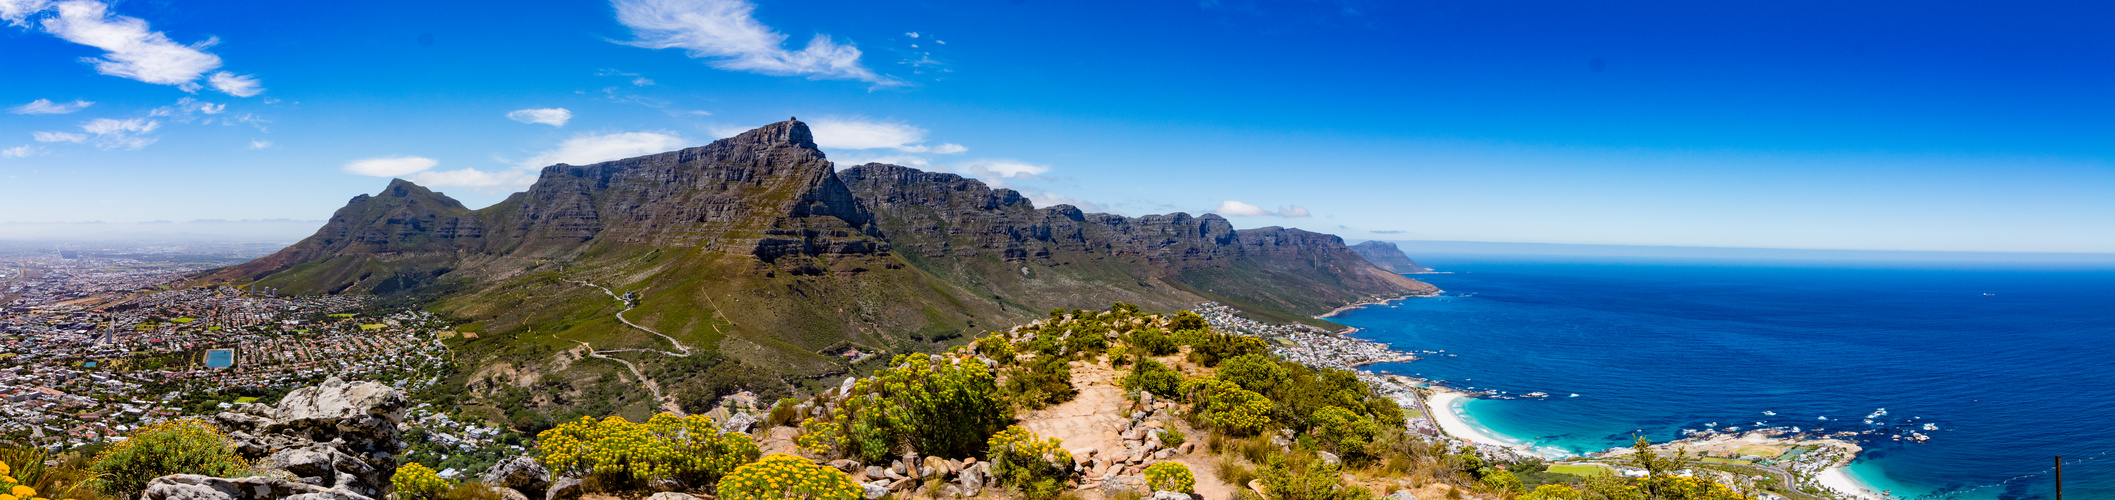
[205,349,234,368]
[1334,255,2115,500]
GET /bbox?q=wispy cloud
[407,168,536,190]
[507,108,573,127]
[520,131,688,167]
[343,156,438,177]
[596,69,656,86]
[11,0,262,96]
[79,117,158,150]
[611,0,897,86]
[11,98,93,114]
[1,145,42,158]
[956,159,1047,179]
[1212,200,1312,218]
[32,131,86,143]
[807,117,964,153]
[247,139,271,150]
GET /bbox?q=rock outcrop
[1348,241,1431,273]
[144,378,407,500]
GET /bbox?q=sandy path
[1016,358,1236,500]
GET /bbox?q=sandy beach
[1316,291,1442,319]
[1424,388,1557,457]
[1817,465,1887,500]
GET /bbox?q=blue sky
[2,0,2112,253]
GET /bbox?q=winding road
[556,278,696,415]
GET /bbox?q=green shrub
[534,413,760,490]
[1123,359,1185,397]
[1309,406,1378,459]
[1185,331,1268,367]
[1260,458,1371,500]
[1160,428,1187,450]
[1004,353,1078,410]
[1129,328,1178,357]
[1216,354,1286,394]
[90,419,251,497]
[716,453,861,500]
[1144,462,1196,493]
[817,354,1010,462]
[1477,468,1524,493]
[985,426,1073,500]
[1182,377,1272,435]
[767,398,799,428]
[1169,311,1209,333]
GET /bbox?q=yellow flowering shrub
[715,454,860,500]
[535,413,761,490]
[1181,377,1272,435]
[1143,462,1195,493]
[795,412,844,457]
[90,419,251,497]
[985,426,1072,500]
[1519,484,1585,500]
[391,463,448,500]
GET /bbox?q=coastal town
[0,247,457,449]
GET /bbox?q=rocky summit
[144,377,408,500]
[202,119,1433,411]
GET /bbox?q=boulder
[1388,490,1421,500]
[1178,442,1196,455]
[140,474,373,500]
[1139,391,1155,409]
[863,481,892,500]
[827,459,863,473]
[646,493,699,500]
[1100,475,1148,497]
[924,456,949,478]
[491,486,529,500]
[205,378,408,498]
[1152,490,1194,500]
[722,412,758,434]
[866,466,890,480]
[1317,451,1341,468]
[482,456,552,494]
[958,465,983,496]
[546,477,583,500]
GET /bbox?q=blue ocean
[1333,254,2115,500]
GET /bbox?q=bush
[819,354,1010,462]
[1123,359,1184,397]
[1309,406,1378,459]
[767,398,799,428]
[2,445,98,500]
[716,454,861,500]
[1144,462,1195,493]
[1216,354,1286,394]
[974,334,1017,362]
[1182,377,1273,435]
[1185,331,1268,367]
[1260,458,1371,500]
[1476,468,1524,493]
[985,426,1073,500]
[1128,329,1178,357]
[90,419,250,497]
[534,413,761,491]
[1519,484,1585,500]
[1004,353,1077,410]
[392,462,449,500]
[1169,311,1209,333]
[1160,429,1187,450]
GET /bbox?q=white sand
[1425,389,1555,457]
[1816,465,1886,500]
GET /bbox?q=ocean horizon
[1333,253,2115,500]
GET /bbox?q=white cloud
[611,0,897,86]
[507,108,573,127]
[809,117,927,150]
[35,0,253,95]
[1023,191,1101,212]
[207,71,263,97]
[1213,200,1273,217]
[11,98,93,114]
[79,117,157,149]
[930,142,966,154]
[32,131,86,143]
[344,156,439,177]
[830,153,930,170]
[408,168,536,189]
[905,32,918,38]
[247,139,271,149]
[957,159,1048,179]
[1,145,41,158]
[521,131,688,167]
[0,0,50,27]
[1212,200,1313,217]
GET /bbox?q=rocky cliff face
[144,377,408,500]
[1348,241,1432,274]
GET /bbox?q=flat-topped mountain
[1350,240,1432,274]
[205,119,1432,413]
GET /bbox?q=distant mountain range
[1349,241,1432,273]
[202,119,1432,399]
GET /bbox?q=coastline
[1317,290,1443,320]
[1424,387,1563,459]
[1817,464,1887,500]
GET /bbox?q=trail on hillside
[550,278,702,415]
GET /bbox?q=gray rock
[1152,490,1194,500]
[492,486,529,500]
[1073,447,1098,459]
[646,493,699,500]
[1388,490,1421,500]
[722,412,759,434]
[866,466,890,479]
[482,455,552,493]
[888,478,915,492]
[958,465,983,496]
[827,459,864,473]
[1152,449,1174,460]
[943,484,963,498]
[207,378,407,497]
[545,477,583,500]
[647,477,683,492]
[140,474,372,500]
[1100,475,1148,497]
[1317,451,1341,468]
[863,481,891,500]
[1139,391,1155,409]
[1177,442,1195,455]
